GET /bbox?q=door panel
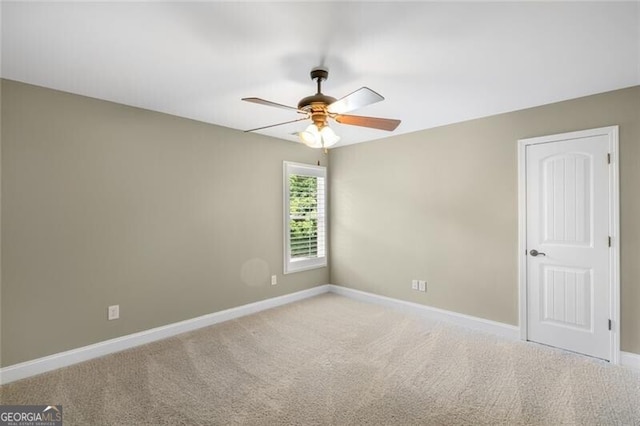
[541,265,591,330]
[542,153,591,245]
[526,134,610,360]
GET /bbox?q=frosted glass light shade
[299,124,322,148]
[320,126,340,148]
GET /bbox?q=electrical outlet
[271,275,277,285]
[108,305,119,320]
[418,280,426,292]
[411,279,419,290]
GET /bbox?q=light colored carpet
[1,293,639,425]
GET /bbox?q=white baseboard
[3,283,638,385]
[0,285,330,385]
[327,285,520,340]
[621,351,640,370]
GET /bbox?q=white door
[521,127,618,361]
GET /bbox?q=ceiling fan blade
[334,114,401,131]
[245,117,309,133]
[327,87,384,114]
[242,97,300,112]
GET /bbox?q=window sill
[284,261,327,275]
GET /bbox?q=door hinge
[608,236,612,247]
[607,153,611,164]
[608,319,612,331]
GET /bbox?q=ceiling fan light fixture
[299,124,323,148]
[299,124,341,149]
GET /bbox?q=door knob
[529,249,546,257]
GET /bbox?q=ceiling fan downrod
[311,67,329,94]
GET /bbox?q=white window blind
[284,162,327,274]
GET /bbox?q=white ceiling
[2,1,639,147]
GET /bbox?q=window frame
[283,161,327,274]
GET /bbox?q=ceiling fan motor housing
[297,94,337,112]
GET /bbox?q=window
[284,161,327,274]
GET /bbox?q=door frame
[517,125,620,363]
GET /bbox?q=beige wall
[329,86,640,354]
[0,80,328,366]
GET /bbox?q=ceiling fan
[242,67,401,149]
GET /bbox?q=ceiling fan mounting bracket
[310,67,329,82]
